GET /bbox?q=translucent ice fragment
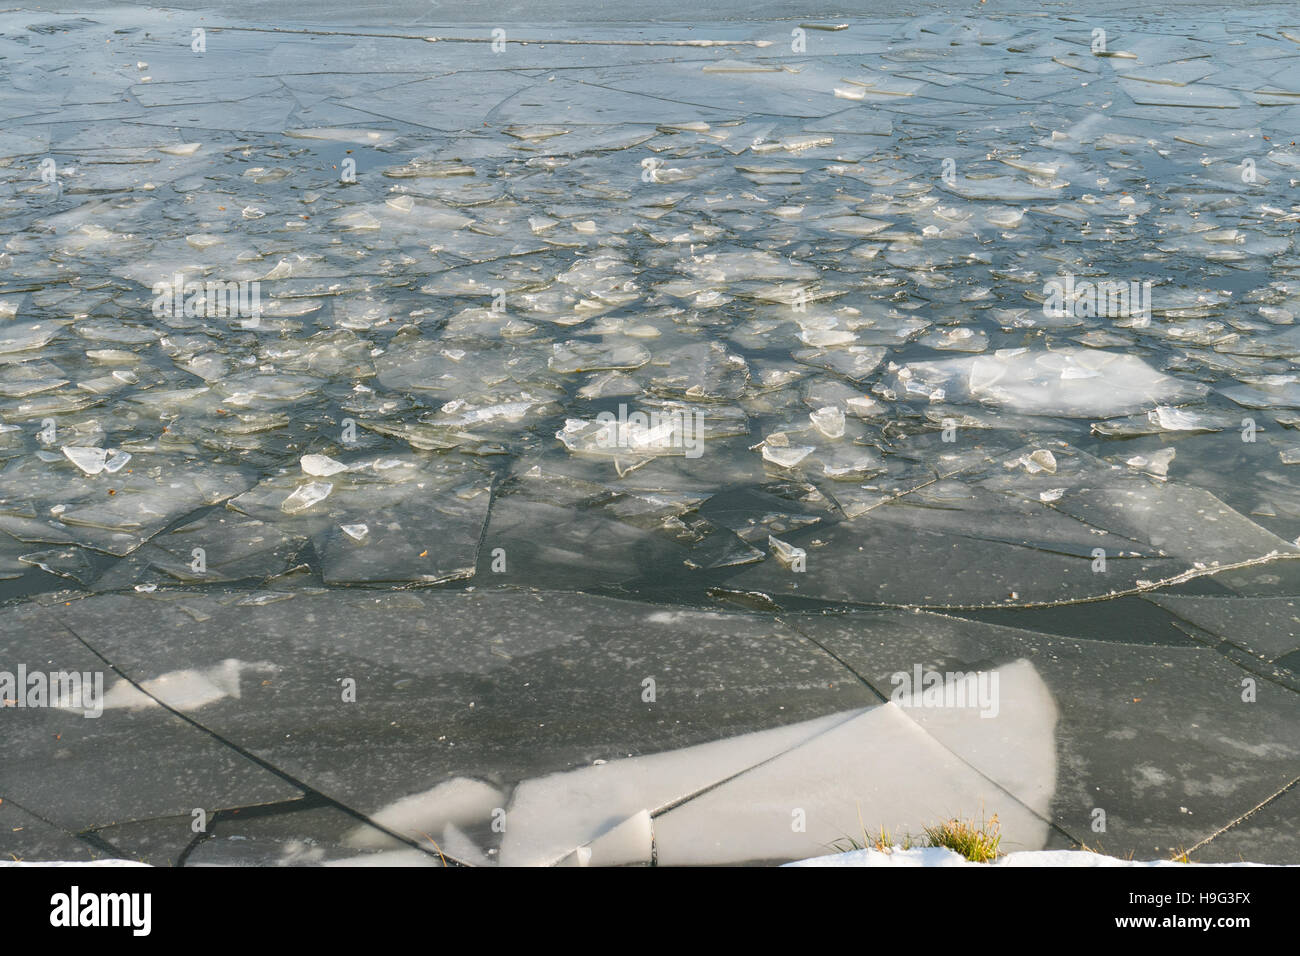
[281,482,333,514]
[809,406,846,439]
[1127,447,1176,478]
[762,443,815,468]
[103,451,131,474]
[1149,406,1212,431]
[1008,448,1057,475]
[768,534,806,569]
[899,348,1207,418]
[301,454,348,477]
[62,446,108,475]
[340,523,369,542]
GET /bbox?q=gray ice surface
[3,2,1300,865]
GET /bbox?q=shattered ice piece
[1118,80,1242,108]
[157,143,201,156]
[102,450,131,474]
[809,406,846,439]
[792,346,885,383]
[549,341,650,373]
[101,659,276,712]
[900,348,1207,418]
[761,440,815,469]
[846,394,883,417]
[555,417,685,460]
[235,592,295,607]
[768,534,806,570]
[923,326,988,353]
[1007,448,1057,475]
[1039,488,1065,503]
[301,454,348,477]
[819,447,883,480]
[818,216,890,238]
[283,127,395,145]
[577,371,641,399]
[19,548,93,584]
[503,124,570,141]
[383,159,475,178]
[1279,447,1300,466]
[1126,447,1176,478]
[87,349,140,364]
[340,523,369,543]
[987,208,1025,229]
[1027,449,1057,474]
[1149,406,1215,432]
[61,446,107,475]
[624,419,679,454]
[799,327,857,348]
[334,210,381,231]
[281,482,333,514]
[0,321,62,354]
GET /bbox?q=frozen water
[4,2,1300,867]
[890,348,1209,419]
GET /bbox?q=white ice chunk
[301,454,348,477]
[499,711,856,866]
[555,810,654,867]
[809,406,846,439]
[102,451,131,474]
[347,778,505,849]
[1150,406,1212,431]
[762,443,815,468]
[100,659,276,712]
[654,662,1055,865]
[899,348,1207,418]
[62,446,108,475]
[768,534,807,568]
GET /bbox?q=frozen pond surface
[2,3,1300,865]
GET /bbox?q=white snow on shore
[0,860,150,867]
[787,848,1282,867]
[2,849,1285,867]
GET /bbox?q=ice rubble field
[1,6,1300,866]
